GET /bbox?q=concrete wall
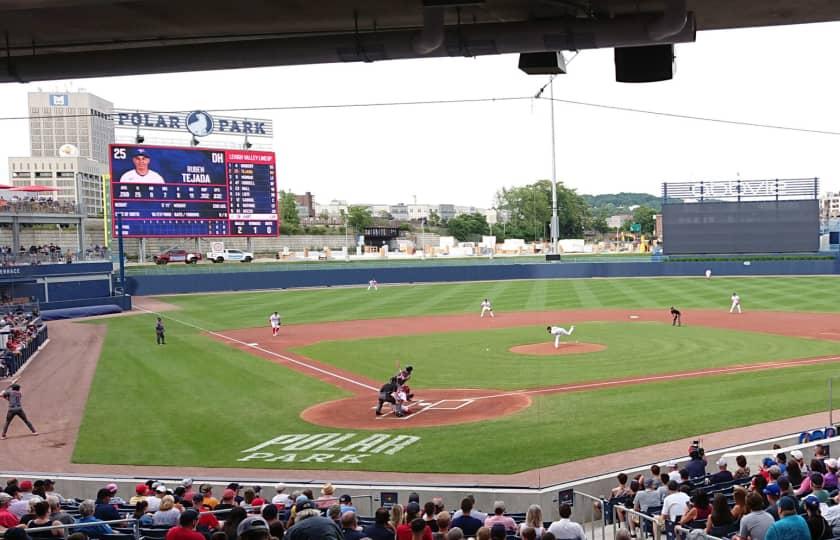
[126,259,840,296]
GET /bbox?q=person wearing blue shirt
[75,500,114,539]
[765,496,811,540]
[339,494,357,515]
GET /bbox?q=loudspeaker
[614,44,674,83]
[518,52,567,75]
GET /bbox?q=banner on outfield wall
[238,433,421,464]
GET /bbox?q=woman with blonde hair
[390,503,406,529]
[153,495,181,526]
[315,483,338,510]
[519,504,545,538]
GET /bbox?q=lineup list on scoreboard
[110,146,278,237]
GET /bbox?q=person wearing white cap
[709,458,734,485]
[824,459,838,490]
[791,450,810,474]
[271,483,290,507]
[666,461,681,483]
[145,485,165,512]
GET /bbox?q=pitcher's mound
[510,342,607,356]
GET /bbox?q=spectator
[661,481,690,523]
[422,501,438,532]
[199,485,218,509]
[164,510,203,540]
[283,500,342,540]
[680,490,711,526]
[104,484,124,506]
[474,526,490,540]
[666,461,681,482]
[432,519,451,540]
[23,500,62,538]
[271,484,289,508]
[823,459,838,490]
[46,496,73,526]
[391,504,406,530]
[74,499,113,539]
[809,473,830,503]
[788,461,804,488]
[398,502,432,540]
[93,489,120,523]
[489,524,506,540]
[340,511,366,540]
[610,473,633,500]
[237,517,271,540]
[520,527,537,540]
[732,486,748,520]
[791,450,809,475]
[710,457,734,484]
[706,493,735,533]
[763,484,781,521]
[735,455,751,479]
[240,489,256,510]
[434,511,452,540]
[686,450,707,478]
[734,492,775,540]
[451,495,487,522]
[153,495,181,527]
[129,484,148,506]
[146,486,166,513]
[445,527,464,540]
[764,497,810,540]
[451,498,482,537]
[196,500,221,534]
[339,494,357,515]
[0,492,20,528]
[803,495,831,540]
[327,505,341,525]
[8,487,29,519]
[649,465,662,488]
[484,501,516,532]
[634,478,663,513]
[363,507,396,540]
[519,504,545,538]
[19,481,34,501]
[223,507,247,540]
[315,483,338,510]
[548,504,585,540]
[133,500,154,527]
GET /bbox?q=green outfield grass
[73,275,840,473]
[294,323,840,390]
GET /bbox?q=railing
[576,490,610,540]
[0,249,112,265]
[613,503,661,540]
[673,524,725,540]
[2,324,48,378]
[0,200,81,214]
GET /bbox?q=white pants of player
[730,301,741,313]
[554,328,573,348]
[481,307,494,318]
[368,283,377,290]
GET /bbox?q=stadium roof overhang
[0,0,838,83]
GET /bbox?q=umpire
[1,383,37,439]
[155,317,166,345]
[374,377,399,416]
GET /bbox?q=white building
[8,156,103,215]
[607,214,632,229]
[821,192,840,220]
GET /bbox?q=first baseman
[269,311,281,336]
[547,325,575,348]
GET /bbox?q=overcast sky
[0,21,839,208]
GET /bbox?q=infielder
[2,383,37,439]
[269,311,281,336]
[547,325,575,348]
[670,306,682,326]
[368,279,378,291]
[480,298,495,318]
[730,292,742,314]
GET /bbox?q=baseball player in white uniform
[368,279,378,291]
[547,325,575,348]
[480,298,495,318]
[705,269,712,279]
[119,148,165,184]
[269,311,281,336]
[729,292,742,314]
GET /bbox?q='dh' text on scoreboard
[109,145,279,238]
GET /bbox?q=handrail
[615,504,661,540]
[674,524,725,540]
[575,491,608,540]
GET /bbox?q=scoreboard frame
[109,143,279,238]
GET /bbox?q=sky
[0,21,839,208]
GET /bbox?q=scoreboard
[109,144,279,237]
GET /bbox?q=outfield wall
[125,259,840,295]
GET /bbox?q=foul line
[472,355,840,402]
[134,306,378,392]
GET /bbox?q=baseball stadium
[6,2,840,540]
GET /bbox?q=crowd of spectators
[0,198,77,215]
[0,307,45,378]
[0,478,585,540]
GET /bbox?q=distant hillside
[581,192,661,213]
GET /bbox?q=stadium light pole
[549,76,559,253]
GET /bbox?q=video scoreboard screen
[109,144,279,237]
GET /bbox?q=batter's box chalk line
[428,398,475,410]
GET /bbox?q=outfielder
[269,311,281,336]
[730,292,742,314]
[480,298,495,318]
[547,325,575,348]
[368,279,378,291]
[705,269,712,279]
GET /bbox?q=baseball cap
[406,502,421,514]
[236,516,269,537]
[106,483,118,494]
[135,484,148,495]
[339,494,351,503]
[778,496,796,512]
[131,148,151,158]
[716,457,727,467]
[763,484,781,497]
[19,480,32,490]
[295,500,314,512]
[827,458,838,469]
[199,484,212,494]
[804,495,820,510]
[42,480,54,486]
[295,495,309,504]
[665,460,678,468]
[791,450,804,460]
[274,483,286,492]
[156,485,167,493]
[644,478,655,488]
[0,493,11,503]
[762,457,775,468]
[182,478,193,488]
[227,482,241,490]
[223,489,236,500]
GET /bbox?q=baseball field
[71,275,840,475]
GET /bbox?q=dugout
[661,178,820,255]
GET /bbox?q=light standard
[549,76,559,253]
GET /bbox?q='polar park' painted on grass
[238,433,421,464]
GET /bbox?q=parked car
[206,249,254,263]
[153,249,202,264]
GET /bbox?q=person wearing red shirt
[397,502,432,540]
[165,510,204,540]
[0,493,20,528]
